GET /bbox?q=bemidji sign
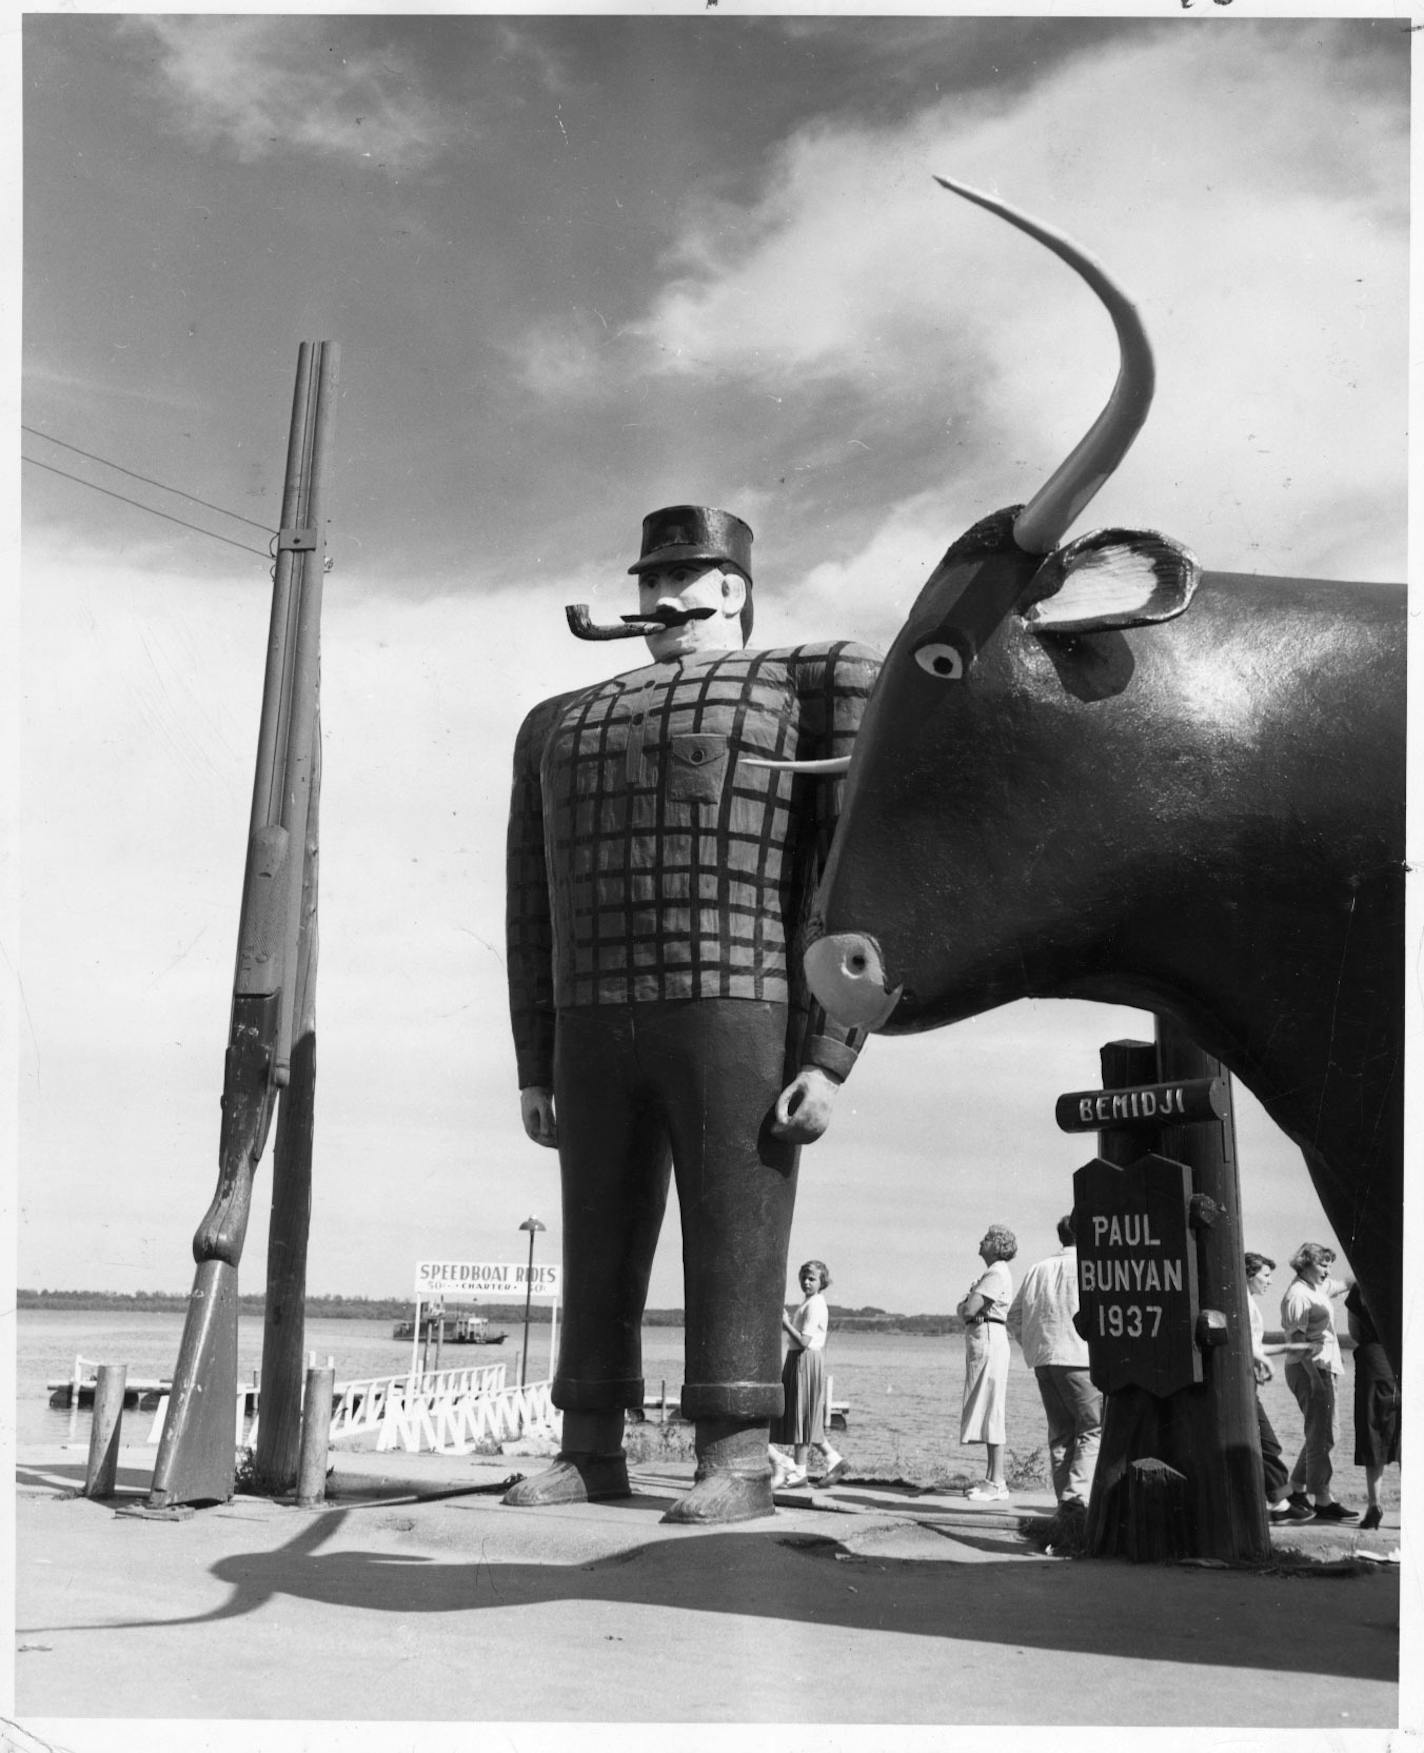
[1055,1077,1226,1133]
[1072,1153,1202,1396]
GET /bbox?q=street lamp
[517,1215,546,1387]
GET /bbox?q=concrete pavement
[10,1440,1401,1736]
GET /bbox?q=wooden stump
[1125,1457,1191,1564]
[84,1364,128,1499]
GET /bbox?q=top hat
[627,505,753,580]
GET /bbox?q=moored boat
[392,1312,507,1344]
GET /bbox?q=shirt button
[631,712,644,726]
[690,748,704,763]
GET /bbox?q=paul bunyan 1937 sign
[1072,1153,1202,1396]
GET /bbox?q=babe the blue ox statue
[789,178,1405,1369]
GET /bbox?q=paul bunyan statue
[503,504,879,1523]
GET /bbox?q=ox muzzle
[804,932,902,1032]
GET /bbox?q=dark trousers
[551,1000,799,1422]
[1256,1393,1289,1503]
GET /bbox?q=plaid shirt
[507,641,880,1090]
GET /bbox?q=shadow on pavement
[20,1498,1397,1688]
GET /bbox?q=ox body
[796,181,1406,1369]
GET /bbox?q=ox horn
[742,755,852,775]
[934,175,1156,557]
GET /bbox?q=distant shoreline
[16,1289,964,1335]
[17,1291,1325,1350]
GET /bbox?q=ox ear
[1021,528,1201,634]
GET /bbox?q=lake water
[15,1307,1383,1503]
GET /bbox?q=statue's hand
[771,1066,839,1144]
[520,1086,558,1149]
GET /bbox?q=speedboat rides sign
[414,1260,562,1301]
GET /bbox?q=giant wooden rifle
[148,342,338,1508]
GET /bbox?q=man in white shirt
[1006,1215,1102,1509]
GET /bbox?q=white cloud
[506,310,611,399]
[126,17,446,170]
[599,28,1406,585]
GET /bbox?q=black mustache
[620,606,717,628]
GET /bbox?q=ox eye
[914,641,967,680]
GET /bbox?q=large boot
[502,1409,631,1507]
[661,1417,776,1525]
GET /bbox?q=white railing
[142,1360,549,1455]
[330,1362,508,1444]
[375,1374,555,1455]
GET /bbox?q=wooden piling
[84,1364,128,1499]
[295,1362,336,1506]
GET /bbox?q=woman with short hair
[958,1225,1018,1502]
[1280,1241,1357,1522]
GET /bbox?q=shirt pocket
[665,732,729,805]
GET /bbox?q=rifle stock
[193,824,291,1265]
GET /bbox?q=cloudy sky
[16,8,1410,1316]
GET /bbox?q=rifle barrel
[232,340,339,1086]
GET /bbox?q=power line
[21,423,275,533]
[22,455,273,559]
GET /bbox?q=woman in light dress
[958,1225,1017,1502]
[769,1260,845,1488]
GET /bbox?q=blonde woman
[1280,1241,1357,1522]
[770,1260,844,1488]
[958,1225,1017,1502]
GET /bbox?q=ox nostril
[804,932,899,1031]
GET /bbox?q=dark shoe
[662,1470,775,1524]
[1270,1502,1313,1524]
[661,1415,776,1525]
[1287,1491,1311,1512]
[1361,1505,1383,1530]
[502,1453,630,1507]
[1311,1501,1359,1522]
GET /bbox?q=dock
[634,1384,850,1429]
[47,1356,258,1414]
[45,1355,847,1436]
[49,1375,171,1411]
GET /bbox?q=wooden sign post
[1064,1023,1268,1564]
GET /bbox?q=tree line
[18,1287,962,1331]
